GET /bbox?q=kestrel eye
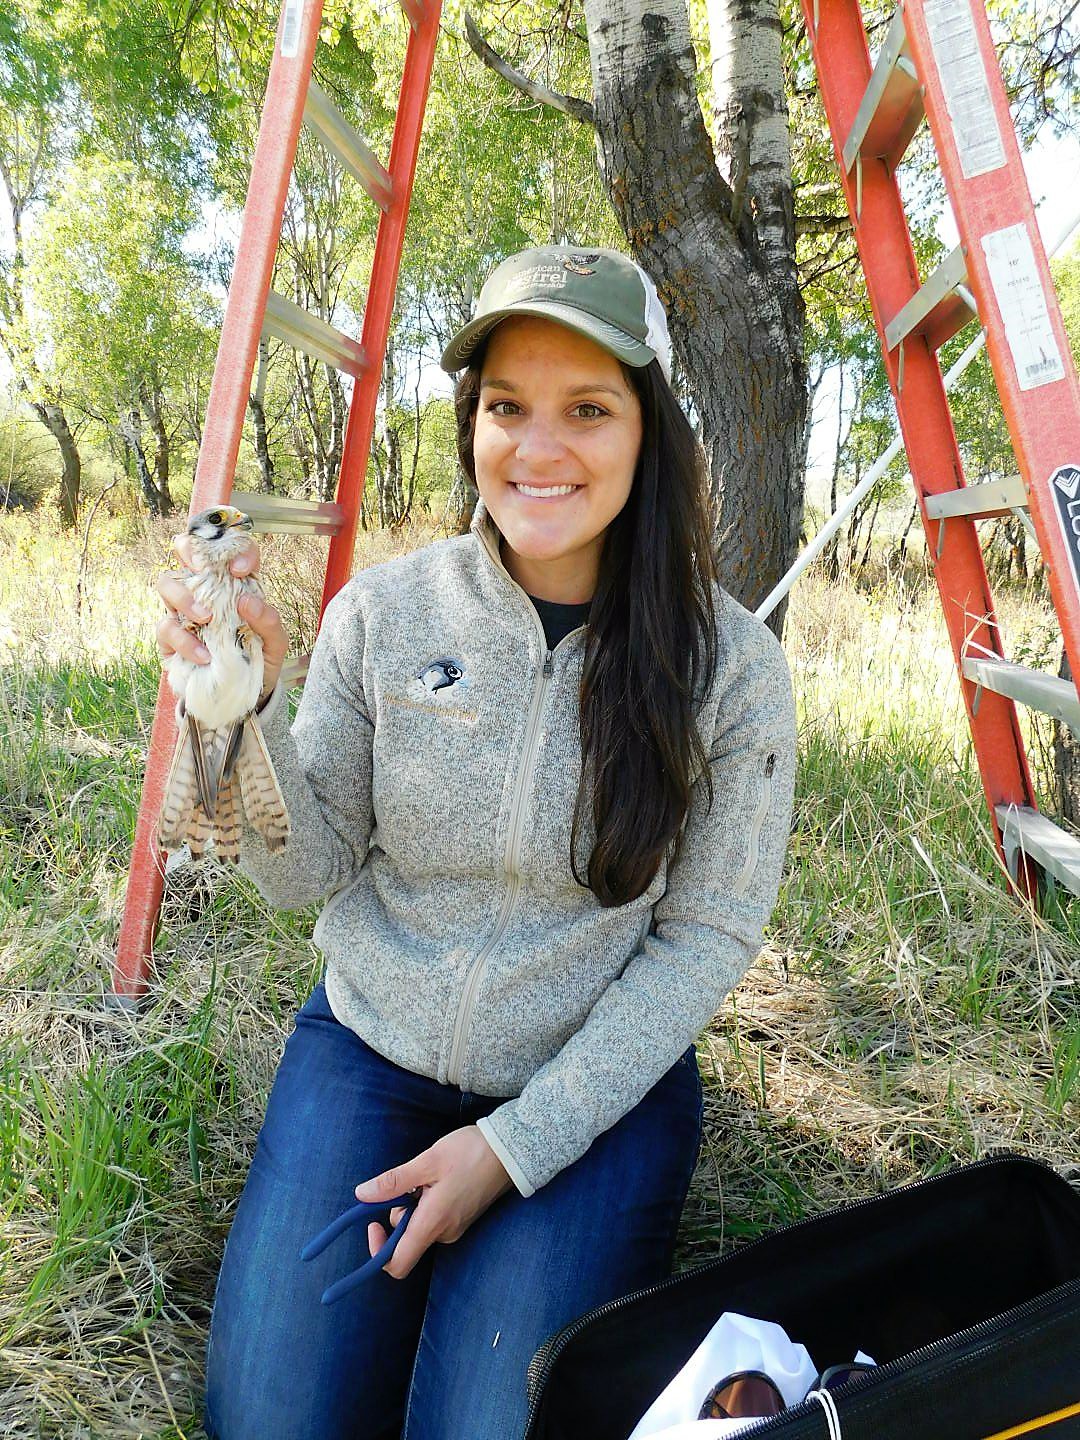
[446,665,462,679]
[207,510,223,525]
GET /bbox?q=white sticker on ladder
[923,0,1006,179]
[982,223,1066,392]
[281,0,302,58]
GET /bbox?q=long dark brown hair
[455,346,720,907]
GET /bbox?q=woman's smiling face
[473,315,644,604]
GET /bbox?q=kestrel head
[185,505,255,567]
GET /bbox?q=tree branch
[795,213,853,237]
[463,13,595,126]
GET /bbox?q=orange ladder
[111,0,441,1003]
[799,0,1080,903]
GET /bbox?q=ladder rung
[262,291,368,377]
[280,653,312,688]
[884,246,976,352]
[962,654,1080,732]
[231,491,345,535]
[398,0,426,28]
[995,804,1080,896]
[304,81,393,211]
[924,474,1027,521]
[842,7,924,173]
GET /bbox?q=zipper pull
[543,650,553,676]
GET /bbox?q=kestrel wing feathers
[158,718,199,853]
[218,720,245,788]
[237,713,290,852]
[187,709,217,819]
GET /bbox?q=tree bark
[1054,647,1080,830]
[28,398,81,527]
[583,0,807,633]
[375,335,406,526]
[249,338,275,492]
[141,382,174,515]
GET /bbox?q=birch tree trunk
[583,0,806,631]
[119,407,168,515]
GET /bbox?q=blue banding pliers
[300,1192,421,1305]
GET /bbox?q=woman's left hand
[356,1124,515,1279]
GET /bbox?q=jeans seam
[401,1262,438,1440]
[203,1210,240,1438]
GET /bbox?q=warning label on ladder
[1049,465,1080,597]
[923,0,1006,179]
[982,224,1066,392]
[281,0,302,57]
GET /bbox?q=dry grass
[1,507,1078,1436]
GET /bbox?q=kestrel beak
[224,508,254,531]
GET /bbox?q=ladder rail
[321,0,440,617]
[112,0,441,1002]
[111,0,327,1004]
[802,0,1043,902]
[900,0,1080,689]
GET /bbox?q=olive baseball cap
[440,246,673,381]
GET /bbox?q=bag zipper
[734,1276,1080,1436]
[522,1154,1077,1439]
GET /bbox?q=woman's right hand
[155,533,291,703]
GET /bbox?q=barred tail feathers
[213,773,242,862]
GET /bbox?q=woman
[156,246,797,1440]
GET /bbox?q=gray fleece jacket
[241,496,797,1197]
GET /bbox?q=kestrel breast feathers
[158,505,290,862]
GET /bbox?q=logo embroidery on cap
[564,253,601,275]
[505,264,567,297]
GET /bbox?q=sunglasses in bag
[699,1363,877,1421]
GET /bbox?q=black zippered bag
[523,1155,1080,1439]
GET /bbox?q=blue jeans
[202,981,703,1440]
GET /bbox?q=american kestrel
[158,505,290,861]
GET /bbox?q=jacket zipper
[445,531,588,1088]
[732,751,777,897]
[522,1154,1076,1439]
[446,643,552,1085]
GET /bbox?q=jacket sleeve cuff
[254,678,288,728]
[475,1114,537,1198]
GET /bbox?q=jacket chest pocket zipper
[731,751,776,897]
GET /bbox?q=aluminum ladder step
[262,291,368,377]
[231,491,345,535]
[884,245,978,355]
[304,80,393,210]
[842,5,925,181]
[962,653,1080,733]
[924,474,1027,521]
[995,804,1080,896]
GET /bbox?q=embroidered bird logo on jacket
[158,505,290,861]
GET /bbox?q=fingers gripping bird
[158,506,290,862]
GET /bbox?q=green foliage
[0,407,57,509]
[20,155,217,433]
